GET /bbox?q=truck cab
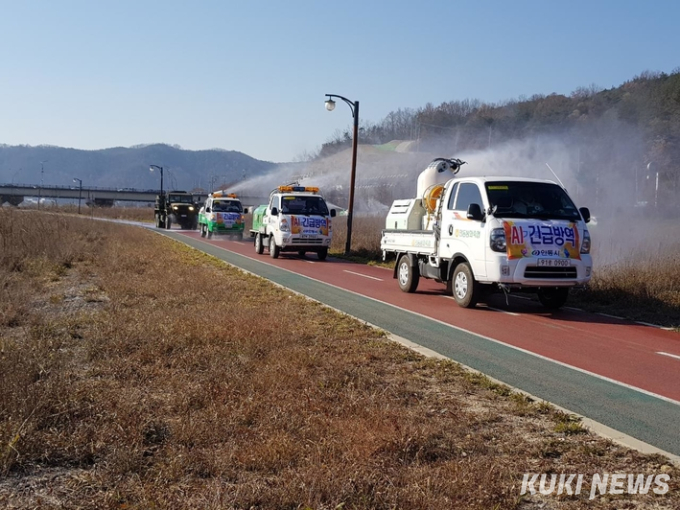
[250,185,336,260]
[198,191,248,240]
[381,162,593,310]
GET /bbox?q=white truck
[250,185,337,260]
[380,158,593,310]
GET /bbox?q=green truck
[198,191,249,240]
[154,190,199,230]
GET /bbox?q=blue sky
[1,0,678,163]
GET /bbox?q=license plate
[537,259,571,267]
[181,214,187,217]
[300,234,315,239]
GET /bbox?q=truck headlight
[490,228,506,252]
[172,205,178,210]
[280,220,290,232]
[188,206,194,211]
[580,230,591,254]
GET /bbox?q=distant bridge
[0,183,269,208]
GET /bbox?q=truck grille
[291,238,323,245]
[524,267,577,279]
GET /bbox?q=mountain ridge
[0,143,277,191]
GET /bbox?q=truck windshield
[213,200,243,212]
[168,195,194,204]
[281,196,329,215]
[485,181,581,221]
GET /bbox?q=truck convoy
[198,191,248,239]
[250,185,336,260]
[380,158,593,310]
[154,190,199,230]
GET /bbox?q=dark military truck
[154,190,199,230]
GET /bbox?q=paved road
[159,229,680,458]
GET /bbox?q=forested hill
[319,69,680,202]
[0,144,276,191]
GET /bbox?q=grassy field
[0,208,678,509]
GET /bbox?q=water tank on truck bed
[386,158,465,232]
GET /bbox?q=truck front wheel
[317,248,328,261]
[452,262,479,308]
[537,288,569,310]
[200,224,206,237]
[255,233,264,254]
[397,255,419,293]
[269,235,280,259]
[165,216,172,229]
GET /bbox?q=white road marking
[486,306,520,316]
[657,352,680,361]
[637,321,675,331]
[598,312,625,320]
[343,270,383,281]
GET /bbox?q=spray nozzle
[430,157,467,174]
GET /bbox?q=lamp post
[11,168,22,184]
[39,160,48,206]
[73,178,83,214]
[149,164,164,197]
[325,94,359,255]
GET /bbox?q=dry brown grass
[0,208,678,508]
[50,204,156,222]
[571,255,680,327]
[569,218,680,327]
[330,215,384,259]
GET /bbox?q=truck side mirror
[206,207,211,213]
[271,207,279,216]
[243,207,249,214]
[466,203,484,221]
[330,209,337,217]
[579,207,591,223]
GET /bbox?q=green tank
[251,204,268,231]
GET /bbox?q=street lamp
[149,164,164,197]
[39,160,48,206]
[325,93,359,255]
[73,178,83,214]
